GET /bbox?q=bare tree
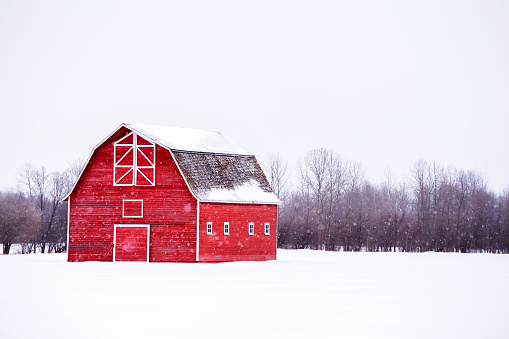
[297,149,358,250]
[299,148,334,249]
[265,154,289,199]
[18,165,73,253]
[0,192,40,254]
[277,152,509,253]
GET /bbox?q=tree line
[268,149,509,253]
[2,151,508,254]
[0,163,80,254]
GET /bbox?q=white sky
[1,1,508,192]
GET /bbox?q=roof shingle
[173,151,280,204]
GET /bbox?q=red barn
[64,123,280,262]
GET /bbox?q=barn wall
[199,203,277,261]
[68,128,197,262]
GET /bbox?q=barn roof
[127,124,252,156]
[65,123,280,204]
[172,151,280,204]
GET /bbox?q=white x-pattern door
[114,132,155,186]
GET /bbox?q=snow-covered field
[1,250,507,339]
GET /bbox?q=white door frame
[113,224,151,262]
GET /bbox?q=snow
[128,123,252,155]
[201,179,281,204]
[1,250,507,339]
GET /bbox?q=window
[207,222,212,235]
[264,223,270,235]
[123,200,143,218]
[248,222,254,235]
[114,132,155,186]
[224,222,229,235]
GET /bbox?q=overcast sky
[1,0,508,192]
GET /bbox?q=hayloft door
[113,225,150,262]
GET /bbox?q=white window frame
[113,132,135,186]
[136,142,156,186]
[206,222,212,235]
[114,132,155,186]
[248,222,254,235]
[264,223,270,235]
[224,222,229,235]
[122,199,143,218]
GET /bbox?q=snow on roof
[127,123,252,155]
[172,151,281,204]
[200,180,281,204]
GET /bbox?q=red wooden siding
[68,127,197,262]
[123,200,143,218]
[114,226,148,261]
[199,203,277,262]
[150,223,196,262]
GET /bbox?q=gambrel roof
[66,123,281,204]
[127,124,251,156]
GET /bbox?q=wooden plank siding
[68,127,198,262]
[199,203,277,262]
[114,226,148,261]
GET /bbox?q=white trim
[113,131,155,187]
[264,222,270,235]
[196,201,200,262]
[122,199,144,218]
[66,197,70,259]
[224,222,229,235]
[115,167,134,185]
[115,146,133,166]
[116,131,134,144]
[137,146,154,165]
[248,222,254,235]
[136,168,151,184]
[113,224,150,262]
[113,132,134,186]
[206,221,213,235]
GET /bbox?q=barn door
[113,225,150,262]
